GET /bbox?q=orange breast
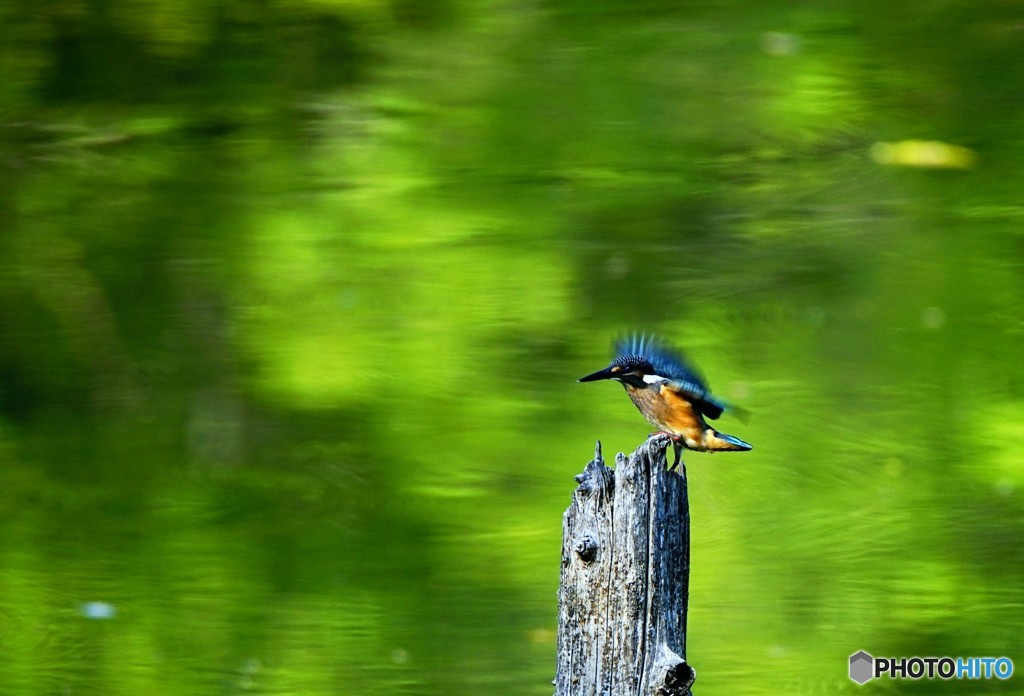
[656,384,707,441]
[624,384,707,443]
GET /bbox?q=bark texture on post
[555,438,695,696]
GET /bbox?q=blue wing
[614,334,727,420]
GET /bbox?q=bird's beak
[578,366,616,383]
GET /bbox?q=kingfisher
[578,334,752,470]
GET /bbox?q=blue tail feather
[719,433,752,451]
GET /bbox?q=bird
[578,334,752,470]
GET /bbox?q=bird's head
[579,334,691,389]
[578,354,664,389]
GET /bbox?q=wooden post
[555,438,696,696]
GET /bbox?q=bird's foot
[649,432,685,472]
[669,441,684,473]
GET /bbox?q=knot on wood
[573,452,614,499]
[573,535,598,563]
[574,475,614,498]
[658,662,695,696]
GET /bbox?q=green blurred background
[2,0,1023,693]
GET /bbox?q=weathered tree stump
[555,438,696,696]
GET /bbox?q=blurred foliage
[2,0,1024,694]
